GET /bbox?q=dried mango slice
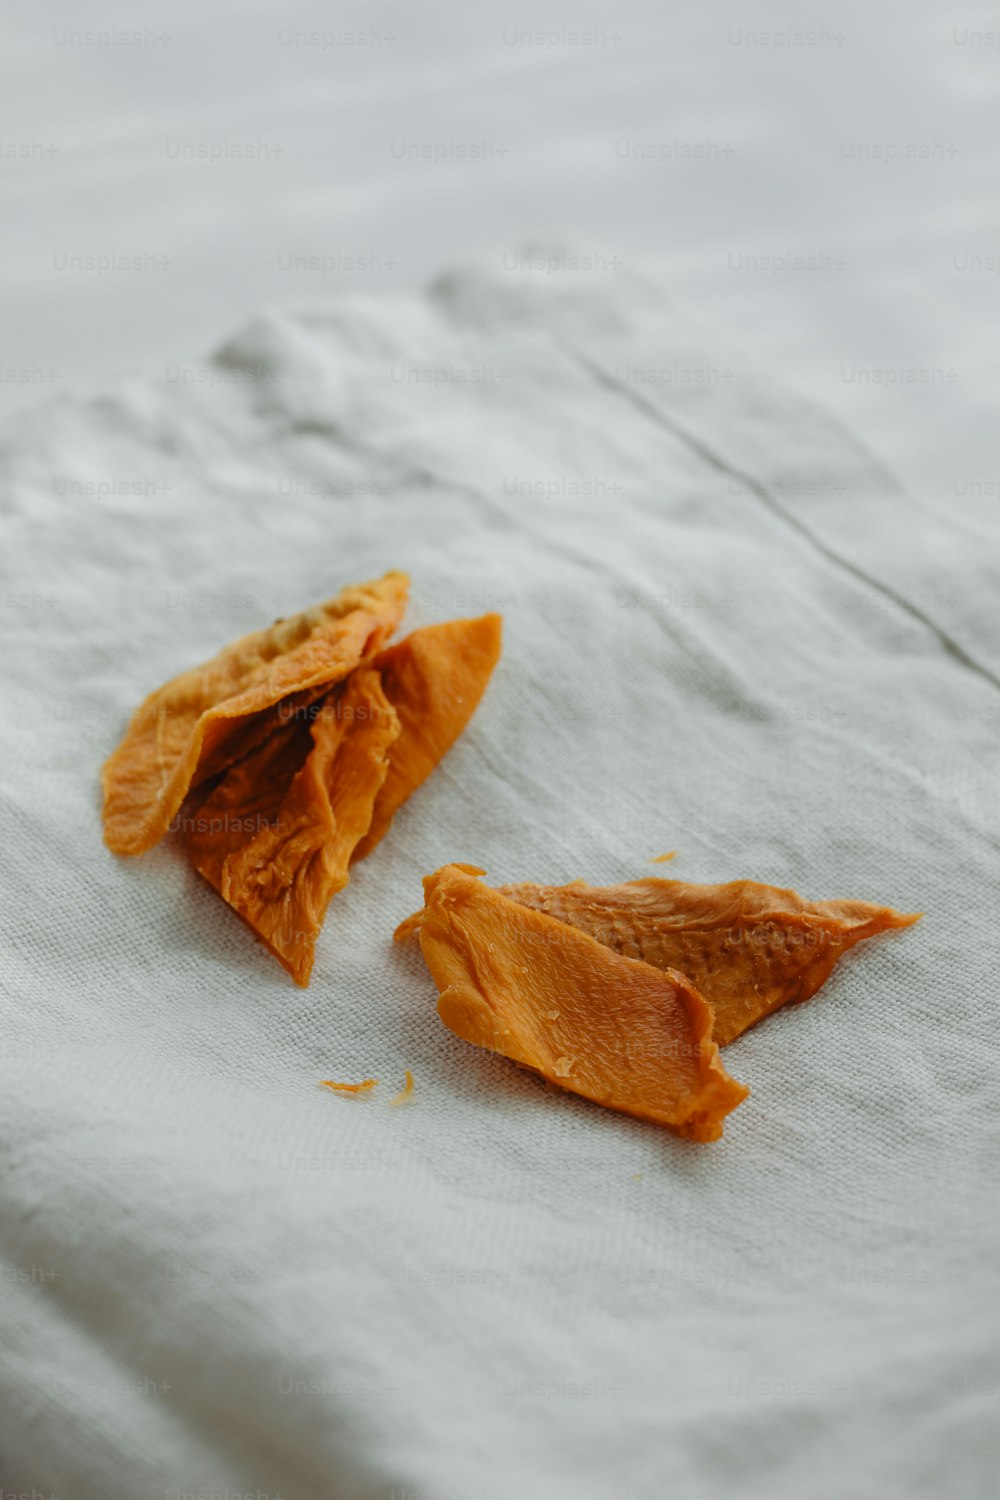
[102,570,408,855]
[497,877,921,1045]
[351,614,502,862]
[400,864,748,1141]
[188,669,400,985]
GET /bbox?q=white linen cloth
[6,0,1000,538]
[1,252,998,1500]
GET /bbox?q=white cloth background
[1,254,998,1500]
[3,0,1000,536]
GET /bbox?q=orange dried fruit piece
[351,614,502,863]
[102,570,408,856]
[390,1070,415,1107]
[320,1079,378,1095]
[497,877,921,1046]
[177,716,314,884]
[187,668,400,985]
[398,864,748,1141]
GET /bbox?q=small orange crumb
[650,851,677,863]
[320,1078,378,1095]
[390,1069,415,1107]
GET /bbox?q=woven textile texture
[1,255,997,1499]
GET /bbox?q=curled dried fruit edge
[390,1070,415,1107]
[102,571,409,856]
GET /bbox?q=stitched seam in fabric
[557,336,1000,699]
